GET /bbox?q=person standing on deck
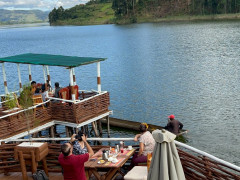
[164,114,183,135]
[58,134,94,180]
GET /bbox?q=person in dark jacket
[164,114,183,134]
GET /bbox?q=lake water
[0,21,240,165]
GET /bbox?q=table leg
[90,168,101,180]
[42,157,49,176]
[18,151,28,180]
[104,168,119,180]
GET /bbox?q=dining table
[84,147,136,180]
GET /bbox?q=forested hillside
[0,9,49,24]
[49,1,114,25]
[49,0,240,25]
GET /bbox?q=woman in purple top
[130,123,155,169]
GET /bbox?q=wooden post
[17,63,22,90]
[69,68,76,100]
[50,126,55,143]
[42,65,46,83]
[1,62,8,94]
[72,68,76,85]
[65,126,69,137]
[91,121,99,137]
[107,116,110,137]
[97,62,101,92]
[97,120,103,137]
[84,125,89,136]
[28,64,32,82]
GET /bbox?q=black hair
[31,81,36,85]
[75,131,86,141]
[139,124,147,133]
[55,82,59,88]
[61,143,71,157]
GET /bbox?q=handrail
[2,137,134,142]
[75,91,108,104]
[0,90,19,97]
[47,97,79,103]
[0,99,51,119]
[1,135,239,172]
[0,98,14,104]
[175,140,240,172]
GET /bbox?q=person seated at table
[54,82,61,98]
[58,134,94,180]
[130,123,155,169]
[31,81,42,95]
[41,83,51,102]
[70,132,88,155]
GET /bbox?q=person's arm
[134,134,141,142]
[179,122,183,129]
[70,134,76,143]
[82,134,94,158]
[138,142,144,156]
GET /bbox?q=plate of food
[97,160,105,164]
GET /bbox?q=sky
[0,0,89,11]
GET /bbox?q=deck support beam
[107,116,110,137]
[17,64,22,90]
[69,68,76,101]
[28,64,32,82]
[97,62,101,93]
[42,65,46,83]
[1,62,8,94]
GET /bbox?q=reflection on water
[0,21,239,165]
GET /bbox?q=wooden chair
[32,94,45,109]
[59,87,70,100]
[73,85,79,99]
[147,152,152,172]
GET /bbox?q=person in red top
[58,134,94,180]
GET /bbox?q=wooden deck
[0,172,64,180]
[0,172,124,180]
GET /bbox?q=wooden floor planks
[0,172,64,180]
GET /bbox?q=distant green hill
[0,9,49,24]
[49,1,114,25]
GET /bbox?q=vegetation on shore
[49,0,240,25]
[0,9,48,24]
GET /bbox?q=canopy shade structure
[0,53,106,68]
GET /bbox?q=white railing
[1,136,239,171]
[0,99,51,119]
[175,140,240,172]
[0,90,19,97]
[2,137,134,142]
[75,91,108,104]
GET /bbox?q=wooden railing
[0,139,239,179]
[0,92,110,139]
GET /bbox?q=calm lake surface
[0,21,240,165]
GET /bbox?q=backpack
[32,170,49,180]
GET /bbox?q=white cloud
[0,0,89,11]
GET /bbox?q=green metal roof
[0,53,106,67]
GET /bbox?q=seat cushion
[124,166,148,180]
